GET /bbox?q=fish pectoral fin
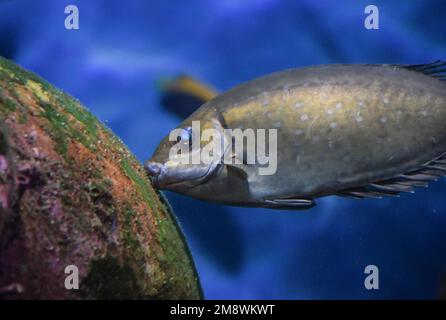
[226,165,248,181]
[262,198,316,210]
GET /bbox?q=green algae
[80,256,144,299]
[0,56,202,299]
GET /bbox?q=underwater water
[1,0,446,299]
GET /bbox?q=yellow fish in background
[158,75,217,118]
[148,61,446,210]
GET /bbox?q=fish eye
[176,127,193,146]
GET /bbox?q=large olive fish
[146,61,446,210]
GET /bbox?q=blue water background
[1,0,446,299]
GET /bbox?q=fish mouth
[144,160,221,190]
[145,161,163,188]
[145,161,171,189]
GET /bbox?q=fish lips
[145,160,221,190]
[145,161,171,189]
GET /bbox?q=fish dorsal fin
[336,152,446,199]
[402,60,446,81]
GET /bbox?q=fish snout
[145,161,166,189]
[145,161,163,177]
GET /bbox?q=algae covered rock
[0,56,202,299]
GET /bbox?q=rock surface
[0,56,202,299]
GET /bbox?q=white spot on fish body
[380,116,387,123]
[294,102,303,109]
[335,102,343,109]
[326,109,333,115]
[383,97,389,104]
[357,101,364,107]
[282,92,290,103]
[420,110,428,116]
[300,114,309,121]
[356,115,363,122]
[261,92,270,107]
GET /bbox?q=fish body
[146,62,446,209]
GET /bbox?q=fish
[145,61,446,210]
[158,75,217,118]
